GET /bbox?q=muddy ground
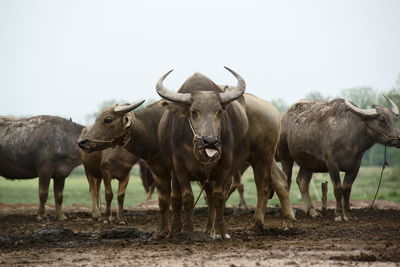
[0,200,399,267]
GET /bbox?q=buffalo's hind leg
[271,162,296,228]
[53,176,67,221]
[37,172,51,221]
[296,168,320,218]
[250,158,272,232]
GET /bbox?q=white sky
[1,0,399,124]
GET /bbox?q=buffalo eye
[103,117,113,123]
[379,117,386,124]
[191,110,198,117]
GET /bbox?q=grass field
[1,165,399,208]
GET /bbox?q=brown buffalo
[278,97,400,221]
[0,115,83,221]
[156,68,295,238]
[78,100,174,237]
[80,126,140,224]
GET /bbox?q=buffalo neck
[126,102,164,161]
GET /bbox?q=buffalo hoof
[118,220,128,225]
[36,214,48,222]
[308,209,321,218]
[57,214,67,221]
[282,219,294,230]
[248,221,265,233]
[212,233,231,240]
[334,216,349,222]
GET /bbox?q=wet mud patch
[0,202,399,266]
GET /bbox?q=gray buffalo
[0,115,83,220]
[278,97,400,221]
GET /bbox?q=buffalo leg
[154,175,171,238]
[116,175,129,225]
[169,174,182,237]
[343,161,361,219]
[103,176,114,224]
[87,174,102,221]
[271,162,296,226]
[37,172,51,221]
[251,158,272,231]
[296,168,319,217]
[213,176,231,239]
[204,182,216,236]
[146,184,155,201]
[327,164,347,221]
[53,177,67,221]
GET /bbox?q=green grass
[1,165,399,208]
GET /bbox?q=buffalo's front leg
[212,179,230,239]
[154,175,171,238]
[204,182,216,235]
[327,163,347,221]
[343,160,361,220]
[169,175,182,237]
[116,175,129,225]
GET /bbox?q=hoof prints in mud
[99,228,151,239]
[0,228,93,249]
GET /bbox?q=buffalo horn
[219,67,246,104]
[156,70,191,104]
[383,95,399,116]
[344,99,378,118]
[114,100,145,115]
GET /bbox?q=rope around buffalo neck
[370,145,388,209]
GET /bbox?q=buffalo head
[156,67,245,165]
[78,100,145,152]
[344,96,400,147]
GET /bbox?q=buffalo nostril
[203,136,218,146]
[78,138,88,147]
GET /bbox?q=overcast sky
[1,0,399,124]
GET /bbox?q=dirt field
[1,200,399,267]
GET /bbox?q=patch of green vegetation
[1,166,399,209]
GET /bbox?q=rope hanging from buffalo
[370,146,388,209]
[188,117,216,209]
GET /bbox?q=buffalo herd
[1,67,399,239]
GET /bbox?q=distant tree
[340,87,377,108]
[304,91,330,101]
[270,98,288,113]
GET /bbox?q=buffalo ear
[161,101,189,117]
[123,113,134,129]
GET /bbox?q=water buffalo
[0,115,83,221]
[78,100,175,237]
[78,86,295,238]
[80,126,140,224]
[278,97,400,221]
[157,67,295,238]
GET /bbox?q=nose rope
[187,118,220,168]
